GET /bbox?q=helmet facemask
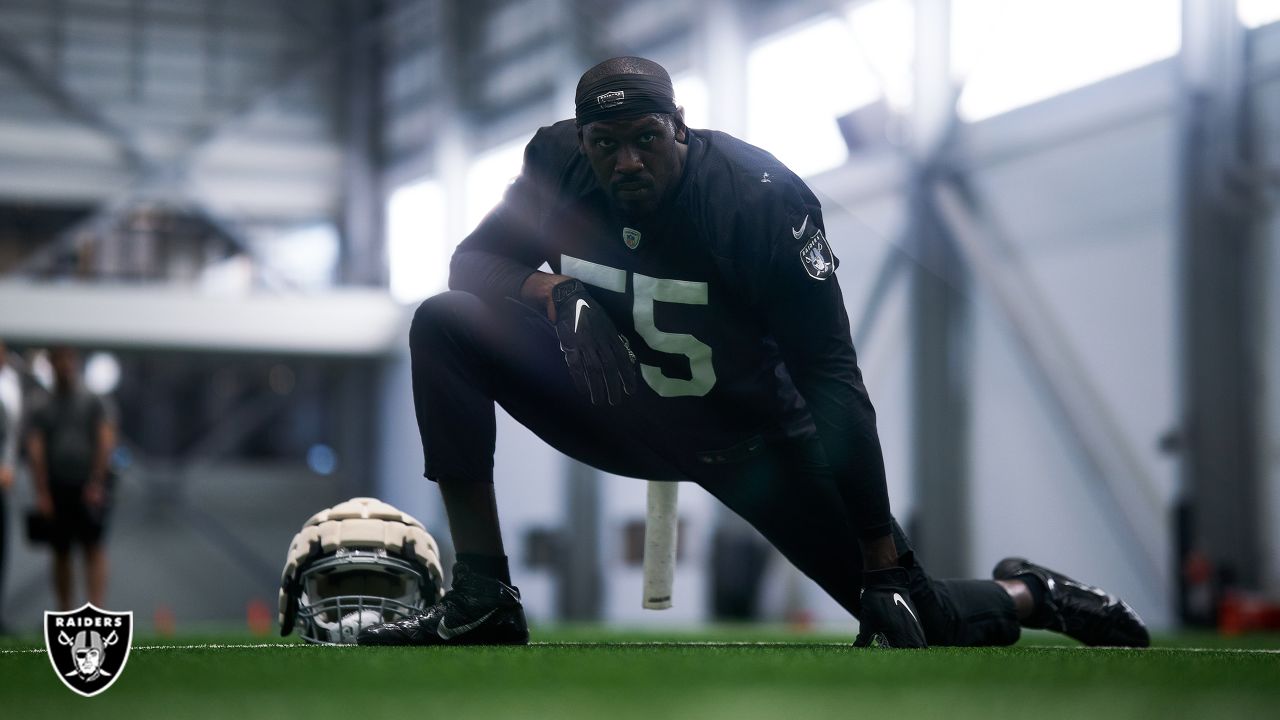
[297,549,431,644]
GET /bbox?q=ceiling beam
[0,25,144,169]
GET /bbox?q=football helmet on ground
[278,497,444,644]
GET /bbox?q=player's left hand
[855,567,928,648]
[551,278,637,405]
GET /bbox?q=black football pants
[410,290,1020,646]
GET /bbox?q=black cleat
[357,562,529,646]
[994,557,1149,647]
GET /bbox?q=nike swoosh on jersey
[437,609,497,640]
[791,215,809,240]
[893,592,920,625]
[574,298,589,332]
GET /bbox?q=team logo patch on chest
[799,227,836,280]
[44,603,134,697]
[622,227,642,250]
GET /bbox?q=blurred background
[0,0,1277,637]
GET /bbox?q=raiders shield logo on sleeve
[799,227,836,280]
[44,603,134,697]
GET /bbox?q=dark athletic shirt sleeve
[753,202,894,541]
[449,122,579,305]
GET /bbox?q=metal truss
[0,1,387,285]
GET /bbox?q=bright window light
[259,223,339,289]
[1239,0,1280,28]
[387,178,447,305]
[0,365,20,426]
[673,74,709,129]
[30,350,53,391]
[747,16,882,177]
[84,352,121,395]
[954,0,1181,122]
[465,137,529,234]
[845,0,915,112]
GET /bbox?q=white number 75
[562,255,716,398]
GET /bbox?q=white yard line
[1,643,313,654]
[2,642,1280,655]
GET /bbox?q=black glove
[854,567,928,648]
[552,279,637,405]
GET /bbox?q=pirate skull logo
[65,629,117,680]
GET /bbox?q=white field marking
[976,646,1280,655]
[2,642,1280,655]
[1059,646,1280,654]
[0,643,315,654]
[0,642,811,654]
[529,643,1280,654]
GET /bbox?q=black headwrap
[574,73,678,127]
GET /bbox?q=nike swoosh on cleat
[893,592,920,625]
[791,215,809,240]
[574,299,589,332]
[437,609,497,640]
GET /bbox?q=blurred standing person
[25,347,116,610]
[0,340,20,631]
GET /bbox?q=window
[386,179,447,304]
[746,17,880,177]
[954,0,1181,121]
[259,223,339,290]
[1238,0,1280,28]
[465,137,528,234]
[845,0,915,112]
[672,74,709,129]
[745,2,912,177]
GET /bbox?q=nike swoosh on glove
[854,566,928,648]
[552,278,637,405]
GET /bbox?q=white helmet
[278,497,444,644]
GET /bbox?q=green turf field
[3,627,1278,719]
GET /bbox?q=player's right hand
[854,567,928,648]
[551,278,637,405]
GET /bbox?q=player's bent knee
[410,290,485,349]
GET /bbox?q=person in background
[0,340,20,632]
[25,347,116,611]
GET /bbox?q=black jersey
[451,119,891,539]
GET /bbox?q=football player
[359,57,1149,649]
